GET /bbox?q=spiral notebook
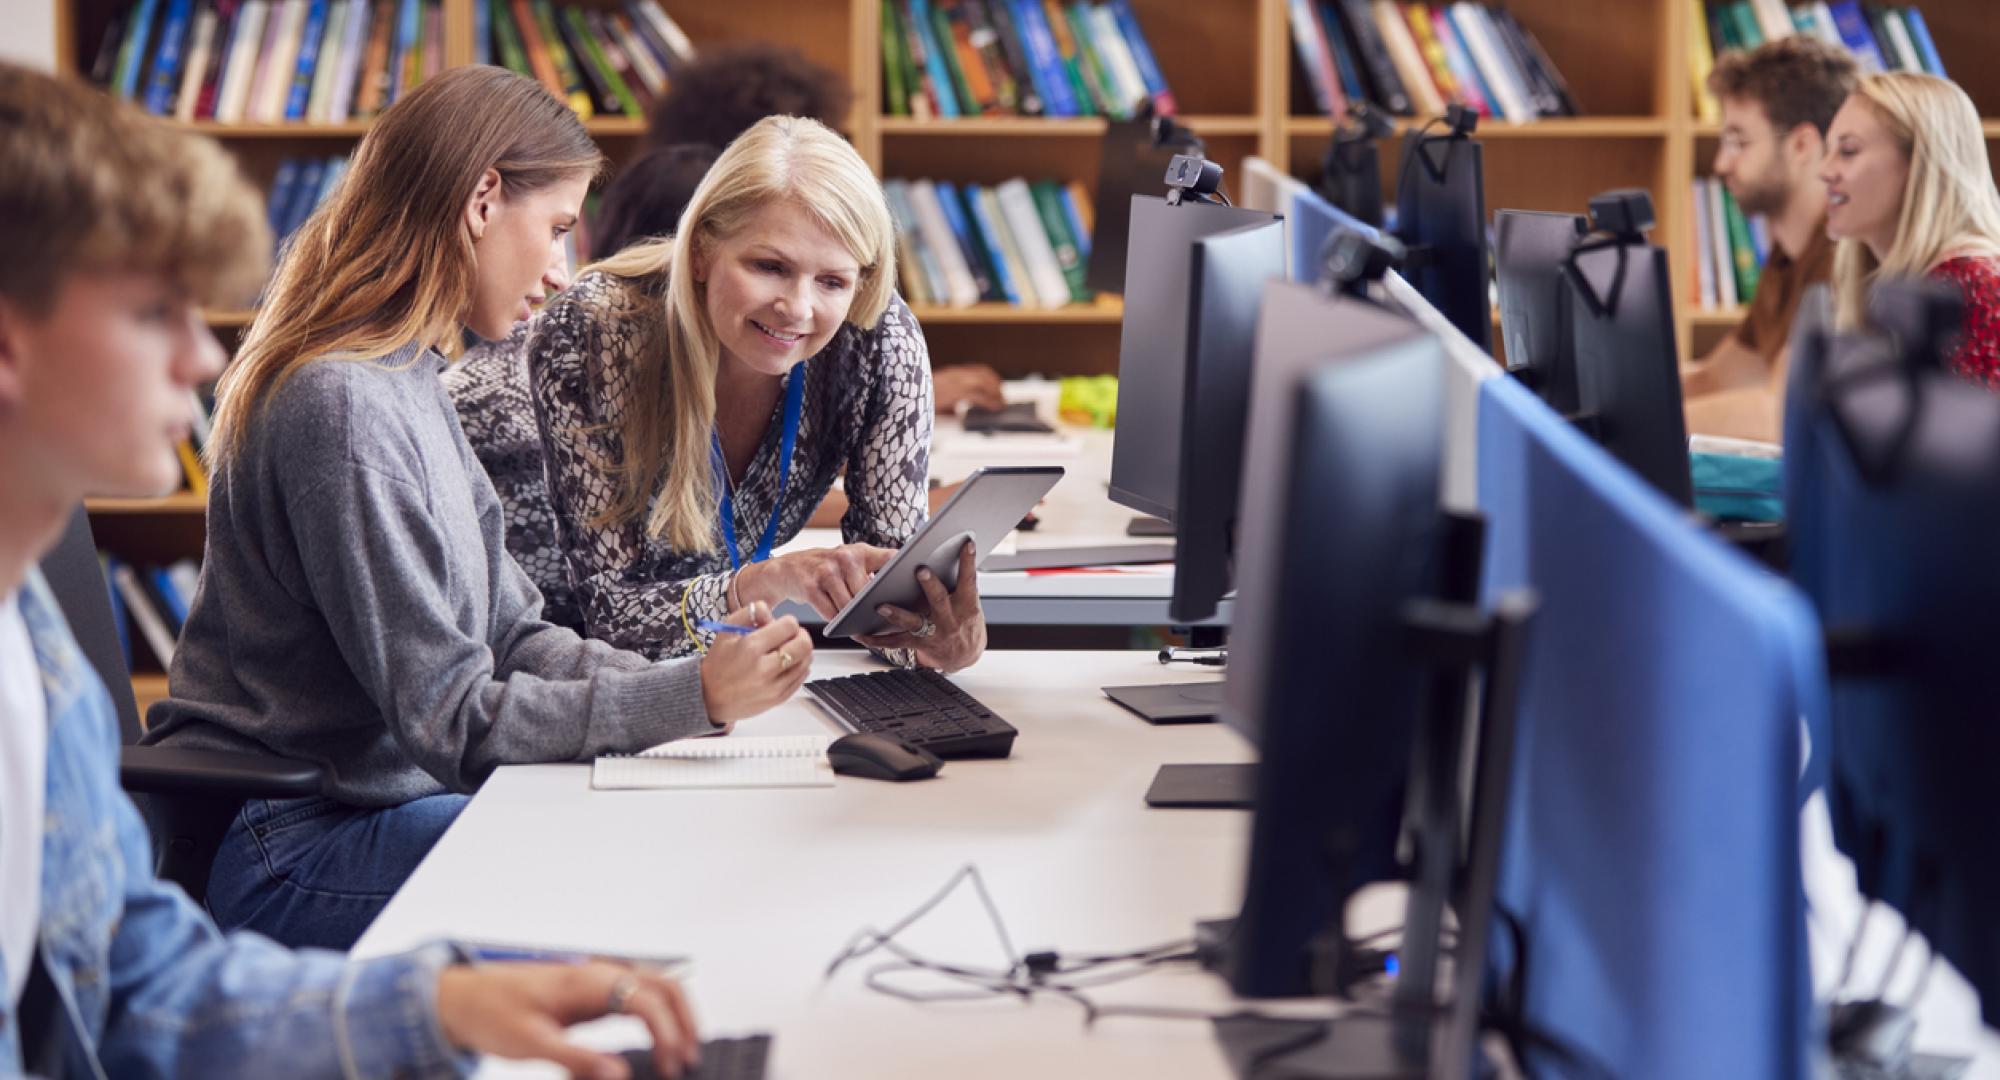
[591,734,835,790]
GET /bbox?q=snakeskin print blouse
[446,269,934,660]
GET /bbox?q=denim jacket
[1,570,469,1079]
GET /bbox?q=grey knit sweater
[144,344,712,807]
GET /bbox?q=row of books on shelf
[101,554,197,672]
[93,0,445,123]
[1690,176,1771,312]
[91,0,693,125]
[1692,2,1946,123]
[884,177,1095,310]
[268,154,348,251]
[486,0,696,119]
[881,0,1172,120]
[1288,1,1577,123]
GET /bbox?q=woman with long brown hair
[145,66,810,951]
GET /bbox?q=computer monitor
[1567,228,1694,506]
[1393,130,1490,352]
[1170,222,1288,624]
[1108,194,1284,521]
[1785,283,2000,1028]
[1220,304,1538,1078]
[1225,290,1443,1001]
[1224,281,1428,753]
[1288,186,1379,287]
[1494,209,1587,415]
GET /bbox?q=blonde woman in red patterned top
[1822,72,2000,386]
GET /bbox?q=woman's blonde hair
[1831,73,2000,329]
[588,114,896,551]
[0,62,268,314]
[207,66,602,465]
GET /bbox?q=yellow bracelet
[680,586,707,656]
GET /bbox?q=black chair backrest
[37,506,146,744]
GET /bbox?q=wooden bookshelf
[53,0,2000,700]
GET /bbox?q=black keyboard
[804,668,1018,758]
[621,1034,771,1080]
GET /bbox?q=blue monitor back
[1784,289,2000,1026]
[1477,375,1821,1080]
[1288,186,1379,286]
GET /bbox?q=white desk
[354,651,1264,1078]
[353,649,2000,1078]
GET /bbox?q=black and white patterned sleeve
[842,293,934,549]
[524,274,729,660]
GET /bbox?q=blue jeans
[206,793,470,949]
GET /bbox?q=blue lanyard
[713,366,805,571]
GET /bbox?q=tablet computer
[823,465,1063,639]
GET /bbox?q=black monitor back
[1495,209,1586,415]
[1395,135,1491,353]
[1785,287,2000,1025]
[1169,221,1287,624]
[1225,315,1449,999]
[1086,117,1188,295]
[1569,239,1694,506]
[1109,195,1284,521]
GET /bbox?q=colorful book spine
[1059,181,1092,257]
[143,0,195,113]
[1041,0,1095,116]
[509,0,563,99]
[328,0,371,120]
[1011,0,1075,117]
[353,0,394,116]
[937,181,1001,302]
[254,0,306,121]
[1427,3,1493,118]
[632,0,695,66]
[908,0,962,117]
[982,0,1041,115]
[1107,0,1174,115]
[174,2,218,119]
[212,0,263,121]
[961,184,1021,304]
[1030,179,1090,302]
[304,0,347,120]
[609,12,668,97]
[115,0,164,99]
[1063,3,1123,118]
[1692,178,1717,310]
[1289,0,1339,116]
[1902,7,1945,77]
[1824,1,1887,72]
[528,0,588,115]
[284,0,328,120]
[1721,184,1758,303]
[569,7,641,115]
[882,0,909,116]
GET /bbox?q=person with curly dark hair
[645,43,855,150]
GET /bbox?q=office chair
[38,505,325,903]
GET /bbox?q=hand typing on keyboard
[857,540,990,673]
[433,961,699,1078]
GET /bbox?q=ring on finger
[913,619,937,640]
[606,972,641,1015]
[778,649,794,670]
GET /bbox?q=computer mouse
[828,733,943,782]
[1829,998,1917,1072]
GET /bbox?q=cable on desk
[823,863,1424,1035]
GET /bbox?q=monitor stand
[1103,679,1226,724]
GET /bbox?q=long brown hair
[586,115,896,551]
[207,66,602,465]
